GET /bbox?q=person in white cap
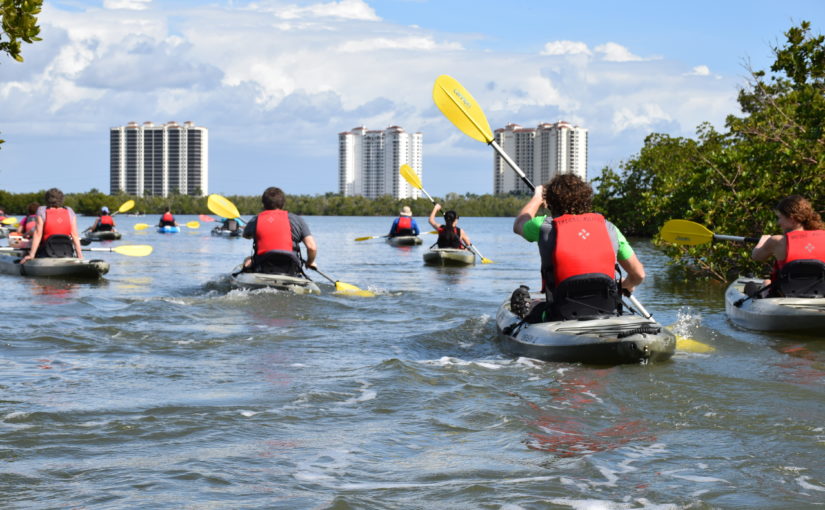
[88,206,116,233]
[388,205,420,238]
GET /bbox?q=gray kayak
[423,248,475,266]
[725,277,825,332]
[85,230,122,242]
[211,226,242,238]
[0,253,109,279]
[496,294,676,364]
[387,236,422,246]
[230,266,321,294]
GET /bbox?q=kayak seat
[250,250,302,276]
[94,224,114,232]
[392,228,414,237]
[549,273,619,321]
[777,259,825,298]
[225,219,240,232]
[37,235,76,258]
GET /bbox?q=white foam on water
[293,471,336,482]
[340,380,377,405]
[338,475,558,491]
[548,498,681,510]
[781,466,806,473]
[796,476,825,492]
[661,468,729,484]
[420,356,510,370]
[240,410,257,417]
[290,363,307,367]
[3,411,28,421]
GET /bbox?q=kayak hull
[230,267,321,294]
[157,226,181,234]
[211,227,242,237]
[0,253,109,279]
[423,248,475,266]
[496,295,675,364]
[387,236,422,246]
[8,234,31,250]
[85,231,122,241]
[725,277,825,332]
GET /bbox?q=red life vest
[22,214,37,234]
[397,216,412,231]
[255,209,294,255]
[552,213,616,284]
[99,215,114,226]
[42,208,72,241]
[772,230,825,278]
[162,212,174,223]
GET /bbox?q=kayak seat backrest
[777,259,825,298]
[95,224,113,232]
[39,235,75,258]
[549,273,619,321]
[394,228,414,237]
[252,250,302,276]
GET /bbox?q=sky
[0,0,821,197]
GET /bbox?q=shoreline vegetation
[0,189,533,218]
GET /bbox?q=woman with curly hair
[511,174,644,321]
[751,195,825,293]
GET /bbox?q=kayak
[211,226,242,238]
[230,266,321,294]
[8,234,31,250]
[85,231,122,241]
[496,293,676,364]
[0,253,109,279]
[387,236,422,246]
[423,248,475,266]
[157,226,181,234]
[725,277,825,332]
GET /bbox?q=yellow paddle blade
[660,220,714,246]
[399,164,423,190]
[113,244,153,257]
[355,235,380,242]
[134,223,151,231]
[426,230,438,234]
[675,335,715,353]
[1,217,19,225]
[432,75,494,144]
[185,221,200,229]
[118,200,135,213]
[480,257,493,264]
[335,281,375,297]
[207,194,240,219]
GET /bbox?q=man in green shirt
[511,174,645,320]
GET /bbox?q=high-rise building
[339,126,422,199]
[110,121,208,197]
[493,121,588,194]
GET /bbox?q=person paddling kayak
[16,202,39,238]
[511,174,644,322]
[750,195,825,297]
[19,188,83,263]
[428,204,472,249]
[242,186,317,275]
[89,206,117,233]
[158,207,178,228]
[388,206,420,238]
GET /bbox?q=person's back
[159,208,176,227]
[389,206,419,237]
[429,204,471,249]
[94,207,115,232]
[242,186,317,275]
[20,188,83,262]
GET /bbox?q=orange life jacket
[255,210,294,255]
[42,208,72,241]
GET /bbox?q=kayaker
[158,207,178,228]
[428,204,472,249]
[751,195,825,296]
[242,186,317,275]
[16,202,39,238]
[388,206,420,237]
[511,174,644,321]
[19,188,83,263]
[88,206,116,233]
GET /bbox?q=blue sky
[0,0,820,197]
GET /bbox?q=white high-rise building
[493,121,588,194]
[339,126,422,199]
[110,121,208,197]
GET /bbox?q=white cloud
[276,0,379,21]
[103,0,151,10]
[595,42,645,62]
[612,103,672,132]
[541,40,592,57]
[688,65,711,76]
[338,36,462,52]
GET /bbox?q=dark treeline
[0,189,529,218]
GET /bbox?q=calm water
[1,215,823,509]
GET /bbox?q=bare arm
[460,230,472,248]
[71,219,83,259]
[513,185,544,238]
[752,234,784,262]
[428,204,442,230]
[303,235,317,269]
[618,254,645,293]
[20,217,44,264]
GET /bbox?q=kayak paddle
[310,267,375,297]
[112,199,135,216]
[400,163,492,263]
[432,75,535,192]
[207,194,243,221]
[199,214,216,222]
[134,221,199,231]
[85,245,153,257]
[622,291,714,353]
[1,217,19,225]
[660,219,760,246]
[355,235,389,242]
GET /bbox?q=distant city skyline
[0,1,820,197]
[339,125,422,199]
